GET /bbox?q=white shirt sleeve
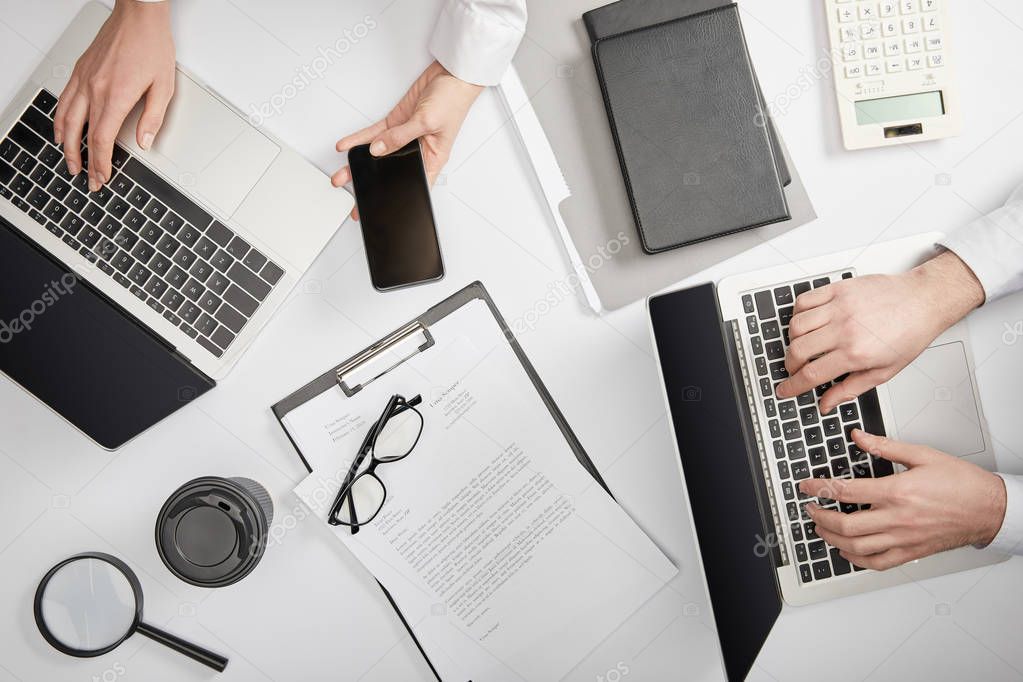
[939,182,1023,302]
[429,0,527,86]
[986,474,1023,555]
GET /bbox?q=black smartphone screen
[348,141,444,291]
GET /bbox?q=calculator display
[854,90,945,125]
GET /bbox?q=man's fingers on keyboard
[137,77,173,151]
[818,369,885,414]
[793,284,833,314]
[53,77,80,146]
[777,351,846,398]
[840,545,923,572]
[60,92,90,175]
[88,98,134,189]
[785,327,838,375]
[815,526,898,556]
[787,305,831,340]
[801,476,886,505]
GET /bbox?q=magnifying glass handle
[137,621,228,672]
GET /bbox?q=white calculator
[825,0,960,150]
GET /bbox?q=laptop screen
[649,283,782,681]
[0,219,214,449]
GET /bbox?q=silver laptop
[0,2,353,449]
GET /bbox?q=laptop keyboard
[741,271,891,584]
[0,88,285,359]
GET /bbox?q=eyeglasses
[328,393,423,532]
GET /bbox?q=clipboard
[271,281,612,681]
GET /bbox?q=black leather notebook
[590,4,790,254]
[583,0,791,188]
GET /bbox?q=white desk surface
[2,1,1022,680]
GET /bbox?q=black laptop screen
[0,219,213,449]
[649,283,781,681]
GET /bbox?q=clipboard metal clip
[336,322,435,397]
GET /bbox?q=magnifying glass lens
[39,557,136,652]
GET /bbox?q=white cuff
[985,474,1023,555]
[939,192,1023,302]
[429,0,527,86]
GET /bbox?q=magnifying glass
[34,552,228,672]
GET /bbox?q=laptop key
[787,442,806,460]
[65,216,88,239]
[226,235,250,259]
[808,540,827,561]
[742,294,754,314]
[773,441,785,459]
[127,185,152,210]
[114,228,138,251]
[826,438,845,456]
[33,89,58,114]
[110,174,134,197]
[132,241,155,264]
[0,159,15,184]
[871,457,895,478]
[140,221,163,245]
[755,357,768,377]
[179,224,201,247]
[81,202,105,226]
[782,481,794,501]
[173,249,197,269]
[207,271,230,295]
[0,138,17,162]
[813,277,830,288]
[95,238,117,261]
[804,521,819,541]
[106,196,130,220]
[215,302,247,334]
[181,278,204,302]
[194,236,217,261]
[20,103,55,141]
[13,150,35,174]
[223,284,258,317]
[799,406,819,426]
[72,172,90,193]
[210,326,235,350]
[812,560,832,581]
[791,522,804,542]
[195,335,224,358]
[260,261,284,286]
[189,259,213,283]
[791,461,810,480]
[180,302,202,324]
[10,122,44,155]
[805,427,823,446]
[161,289,184,312]
[39,144,63,169]
[143,197,167,222]
[761,320,780,339]
[64,189,87,212]
[111,145,130,169]
[166,265,188,288]
[831,457,851,478]
[198,291,221,314]
[11,173,32,197]
[765,340,784,360]
[830,548,852,575]
[144,277,168,299]
[778,400,797,420]
[179,324,198,339]
[228,261,271,301]
[159,210,184,235]
[753,290,775,320]
[150,253,172,276]
[243,248,267,273]
[29,164,54,187]
[777,461,790,480]
[770,361,788,381]
[43,199,68,223]
[822,417,842,437]
[796,392,815,406]
[746,315,758,335]
[162,310,183,326]
[111,252,135,274]
[128,263,150,286]
[195,313,217,336]
[768,420,780,439]
[156,233,179,257]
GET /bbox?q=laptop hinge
[726,319,788,568]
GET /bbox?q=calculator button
[886,58,904,73]
[866,61,883,76]
[880,1,897,16]
[882,19,899,36]
[842,43,862,60]
[907,55,925,70]
[905,36,923,52]
[840,26,859,42]
[838,7,856,22]
[923,15,940,31]
[926,34,943,50]
[858,4,877,20]
[902,16,921,33]
[927,53,944,68]
[885,39,902,56]
[922,0,938,10]
[845,63,864,78]
[860,22,879,39]
[900,0,918,14]
[863,41,882,59]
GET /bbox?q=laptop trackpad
[121,72,279,216]
[887,342,985,457]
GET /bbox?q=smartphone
[348,140,444,291]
